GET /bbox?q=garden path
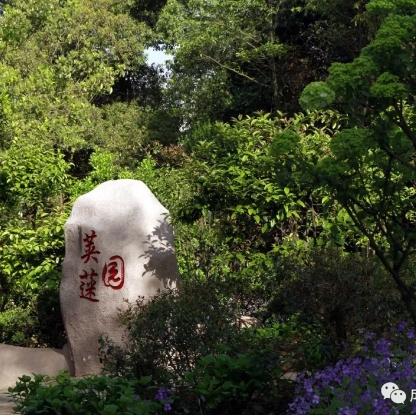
[0,389,15,414]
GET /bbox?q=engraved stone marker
[60,179,181,376]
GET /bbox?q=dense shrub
[99,283,251,383]
[0,287,65,348]
[264,246,406,369]
[256,313,336,374]
[99,282,294,414]
[0,306,35,346]
[8,371,173,415]
[181,350,292,415]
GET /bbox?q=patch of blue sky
[145,47,172,66]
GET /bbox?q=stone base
[0,343,73,390]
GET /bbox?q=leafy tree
[129,0,168,30]
[0,0,150,151]
[156,0,372,125]
[183,111,358,248]
[298,0,416,323]
[0,138,71,346]
[173,110,374,311]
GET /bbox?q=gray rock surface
[0,390,14,415]
[0,343,71,390]
[60,179,181,376]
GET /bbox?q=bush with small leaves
[265,246,405,371]
[7,371,175,415]
[99,282,294,414]
[99,283,251,384]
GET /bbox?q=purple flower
[396,322,407,333]
[407,329,416,340]
[338,407,357,415]
[155,387,172,411]
[155,387,171,401]
[288,324,416,415]
[375,338,392,357]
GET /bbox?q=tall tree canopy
[0,0,151,151]
[156,0,372,125]
[298,0,416,322]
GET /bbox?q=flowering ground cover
[289,323,416,414]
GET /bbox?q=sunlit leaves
[270,130,301,156]
[0,0,150,150]
[299,0,416,322]
[329,129,375,161]
[369,72,408,99]
[299,82,336,111]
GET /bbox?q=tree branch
[393,101,416,147]
[200,54,270,88]
[343,202,416,303]
[380,142,416,172]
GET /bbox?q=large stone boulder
[60,179,181,376]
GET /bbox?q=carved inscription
[81,230,100,263]
[79,268,99,302]
[79,230,125,302]
[102,255,125,290]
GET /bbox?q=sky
[146,47,171,66]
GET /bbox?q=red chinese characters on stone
[81,230,101,264]
[102,255,125,290]
[79,269,99,302]
[79,229,101,302]
[78,229,125,301]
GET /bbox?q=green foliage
[157,0,371,119]
[369,72,408,99]
[182,114,299,249]
[270,130,301,156]
[95,102,152,169]
[0,144,70,289]
[181,111,364,265]
[298,0,416,323]
[0,139,71,328]
[7,371,165,415]
[0,139,71,217]
[255,314,331,373]
[367,0,416,15]
[0,287,65,347]
[0,0,152,152]
[0,134,72,346]
[0,206,67,289]
[329,128,376,161]
[0,306,35,346]
[183,352,264,412]
[100,282,294,414]
[266,247,406,369]
[99,284,248,383]
[299,82,336,111]
[69,150,120,200]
